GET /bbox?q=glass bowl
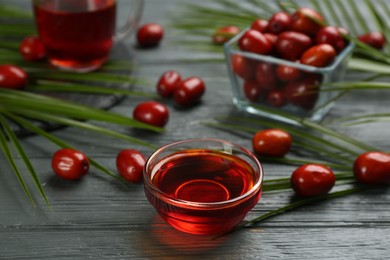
[224,28,354,123]
[143,139,264,235]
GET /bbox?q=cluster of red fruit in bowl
[225,8,355,113]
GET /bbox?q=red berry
[276,64,302,82]
[174,77,206,106]
[267,89,286,107]
[337,27,350,37]
[51,148,89,180]
[358,32,386,50]
[275,31,312,61]
[156,70,182,97]
[251,19,269,33]
[255,62,278,90]
[316,26,345,52]
[268,12,292,34]
[19,36,46,61]
[291,8,324,37]
[264,33,278,46]
[238,29,272,55]
[252,128,292,157]
[231,54,256,80]
[337,27,350,46]
[301,44,336,67]
[212,26,240,45]
[284,75,321,110]
[133,101,169,127]
[0,65,27,89]
[137,23,164,48]
[353,151,390,185]
[243,81,263,102]
[116,149,146,183]
[291,164,336,197]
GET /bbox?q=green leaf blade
[0,116,35,206]
[0,88,163,132]
[0,114,49,205]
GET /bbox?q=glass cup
[224,28,354,124]
[33,0,143,72]
[143,139,264,235]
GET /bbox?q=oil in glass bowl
[144,139,263,235]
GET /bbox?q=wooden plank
[1,0,390,259]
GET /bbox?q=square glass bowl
[224,29,354,123]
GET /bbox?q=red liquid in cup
[146,149,262,235]
[34,0,116,71]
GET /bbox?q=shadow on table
[135,214,251,257]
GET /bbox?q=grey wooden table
[1,0,390,259]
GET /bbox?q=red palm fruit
[291,7,325,37]
[268,12,292,34]
[238,29,272,55]
[316,26,345,52]
[300,44,336,68]
[275,31,312,61]
[358,32,386,50]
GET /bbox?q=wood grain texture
[1,0,390,259]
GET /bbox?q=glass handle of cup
[115,0,144,42]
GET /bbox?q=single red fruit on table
[275,31,312,61]
[301,44,336,67]
[156,70,182,97]
[212,26,240,45]
[174,76,206,106]
[137,23,164,48]
[0,65,28,90]
[133,101,169,127]
[358,32,386,50]
[231,54,256,80]
[284,75,321,110]
[252,128,292,157]
[316,26,345,53]
[291,164,336,197]
[51,148,89,180]
[353,151,390,185]
[291,7,324,37]
[251,19,269,33]
[276,64,302,82]
[116,149,146,183]
[243,81,263,102]
[238,29,272,55]
[268,11,292,34]
[255,62,278,90]
[267,89,286,108]
[19,36,46,61]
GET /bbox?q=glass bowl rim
[143,138,264,209]
[223,27,355,73]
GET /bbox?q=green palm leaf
[0,5,31,18]
[4,110,157,149]
[0,88,162,132]
[0,119,35,206]
[6,113,126,184]
[0,23,35,35]
[241,187,364,227]
[334,113,390,126]
[0,114,49,205]
[27,80,156,98]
